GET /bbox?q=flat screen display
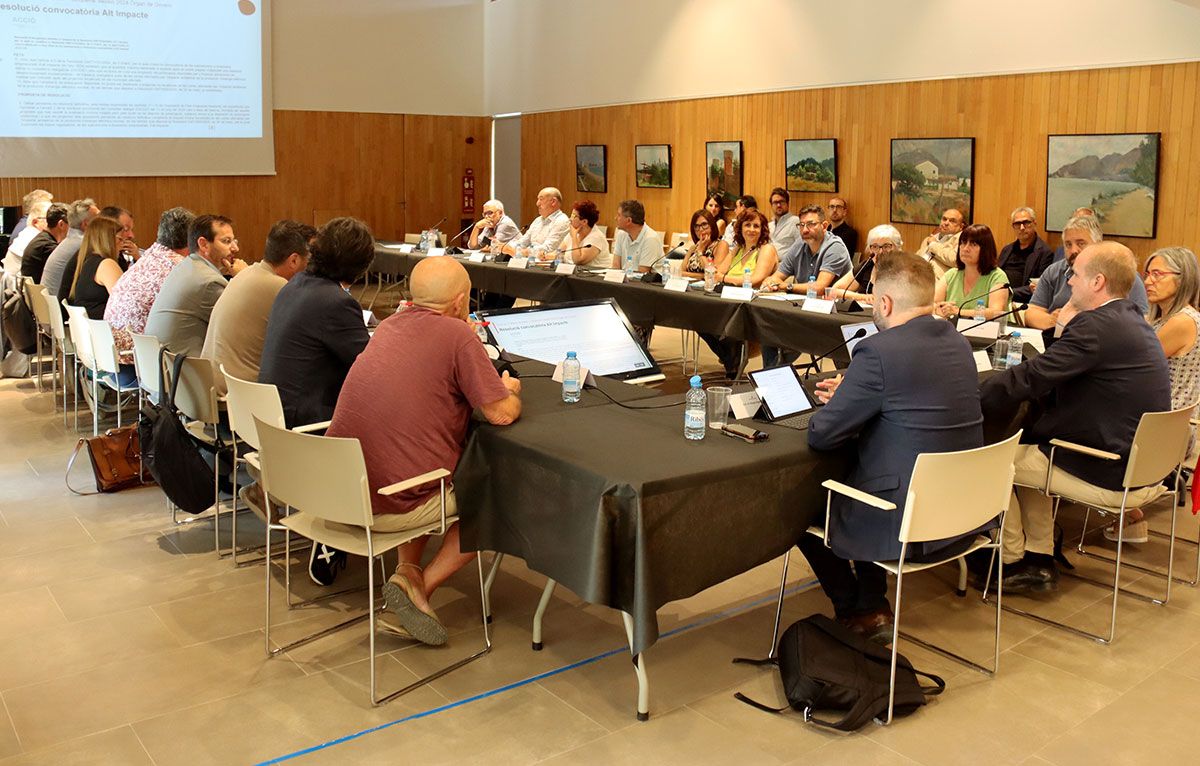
[748,365,816,420]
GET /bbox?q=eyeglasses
[1012,220,1035,229]
[1145,269,1181,281]
[799,220,823,230]
[867,242,898,253]
[828,203,847,209]
[217,237,238,247]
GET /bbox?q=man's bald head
[1074,241,1137,300]
[411,257,472,318]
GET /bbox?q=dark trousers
[698,333,741,376]
[761,346,799,368]
[474,290,516,312]
[798,533,978,618]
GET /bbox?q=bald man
[916,208,965,279]
[980,242,1170,594]
[502,186,570,260]
[327,256,521,645]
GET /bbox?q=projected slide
[0,0,263,138]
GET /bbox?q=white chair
[668,232,690,250]
[760,431,1022,726]
[256,417,492,705]
[128,332,163,411]
[220,366,329,567]
[46,295,75,424]
[595,225,607,237]
[21,278,54,396]
[163,351,230,532]
[1003,406,1193,644]
[63,303,100,435]
[85,318,139,429]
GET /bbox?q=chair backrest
[86,319,123,375]
[899,430,1023,544]
[46,293,70,347]
[668,232,690,250]
[254,417,373,527]
[595,224,607,237]
[164,351,220,424]
[129,333,162,402]
[221,365,286,451]
[1123,404,1195,488]
[403,233,422,244]
[23,279,52,326]
[63,303,96,370]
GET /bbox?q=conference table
[452,359,852,720]
[370,244,873,358]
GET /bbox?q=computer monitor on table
[478,298,664,384]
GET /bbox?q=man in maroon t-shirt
[328,257,521,645]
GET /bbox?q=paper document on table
[973,350,992,372]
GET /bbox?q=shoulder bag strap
[65,437,98,496]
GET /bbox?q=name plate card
[552,360,596,388]
[508,256,529,269]
[398,244,415,254]
[664,276,690,293]
[957,318,1000,339]
[604,269,627,283]
[468,252,486,263]
[555,263,577,275]
[427,247,446,257]
[800,297,836,314]
[721,286,754,302]
[973,350,993,372]
[728,391,762,420]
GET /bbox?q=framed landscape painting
[890,138,975,226]
[785,139,838,192]
[1045,133,1160,237]
[705,141,743,209]
[575,145,607,193]
[635,144,672,188]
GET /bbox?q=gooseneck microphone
[445,219,482,254]
[956,283,1013,314]
[801,327,869,378]
[639,244,688,283]
[955,303,1029,333]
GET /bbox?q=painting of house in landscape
[575,145,607,193]
[785,139,837,192]
[706,141,743,209]
[1046,133,1160,237]
[890,138,975,226]
[635,144,672,188]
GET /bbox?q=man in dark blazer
[801,251,985,641]
[997,206,1055,303]
[980,242,1170,593]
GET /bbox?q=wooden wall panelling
[1,110,490,262]
[521,62,1200,264]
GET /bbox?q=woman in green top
[933,223,1010,320]
[715,208,778,288]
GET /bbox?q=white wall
[483,0,1200,115]
[274,0,485,115]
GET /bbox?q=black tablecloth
[454,368,851,654]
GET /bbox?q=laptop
[747,365,823,431]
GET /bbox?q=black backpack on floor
[141,351,220,515]
[734,614,945,731]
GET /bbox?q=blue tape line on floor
[256,578,817,765]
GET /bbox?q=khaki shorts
[370,488,457,534]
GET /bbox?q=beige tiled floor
[2,329,1199,765]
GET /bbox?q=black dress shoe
[1001,560,1058,594]
[838,608,896,645]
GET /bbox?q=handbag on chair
[66,425,147,494]
[2,281,38,356]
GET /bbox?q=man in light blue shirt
[763,204,852,295]
[767,187,799,253]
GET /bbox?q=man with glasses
[997,206,1055,303]
[827,224,903,304]
[767,187,799,253]
[145,214,247,357]
[916,208,965,279]
[828,197,858,257]
[1023,215,1148,334]
[466,199,519,251]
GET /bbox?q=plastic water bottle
[684,375,706,440]
[973,298,986,324]
[624,251,635,276]
[1007,330,1023,369]
[743,267,752,290]
[659,255,672,280]
[995,309,1007,338]
[562,351,581,403]
[417,230,429,252]
[806,275,818,300]
[468,313,489,345]
[704,257,716,292]
[992,334,1009,370]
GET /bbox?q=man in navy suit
[801,251,985,642]
[980,242,1170,593]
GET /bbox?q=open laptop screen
[747,365,817,421]
[479,298,663,382]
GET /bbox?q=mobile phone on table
[722,423,768,443]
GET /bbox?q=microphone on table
[798,328,869,378]
[955,303,1028,333]
[638,244,687,283]
[495,218,537,263]
[835,256,876,312]
[445,219,483,254]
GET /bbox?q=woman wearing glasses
[826,224,903,303]
[681,209,721,277]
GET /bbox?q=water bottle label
[685,412,705,429]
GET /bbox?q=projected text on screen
[0,0,263,138]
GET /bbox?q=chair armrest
[1048,438,1120,461]
[820,479,896,511]
[292,419,332,434]
[378,468,451,496]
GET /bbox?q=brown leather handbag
[66,425,148,494]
